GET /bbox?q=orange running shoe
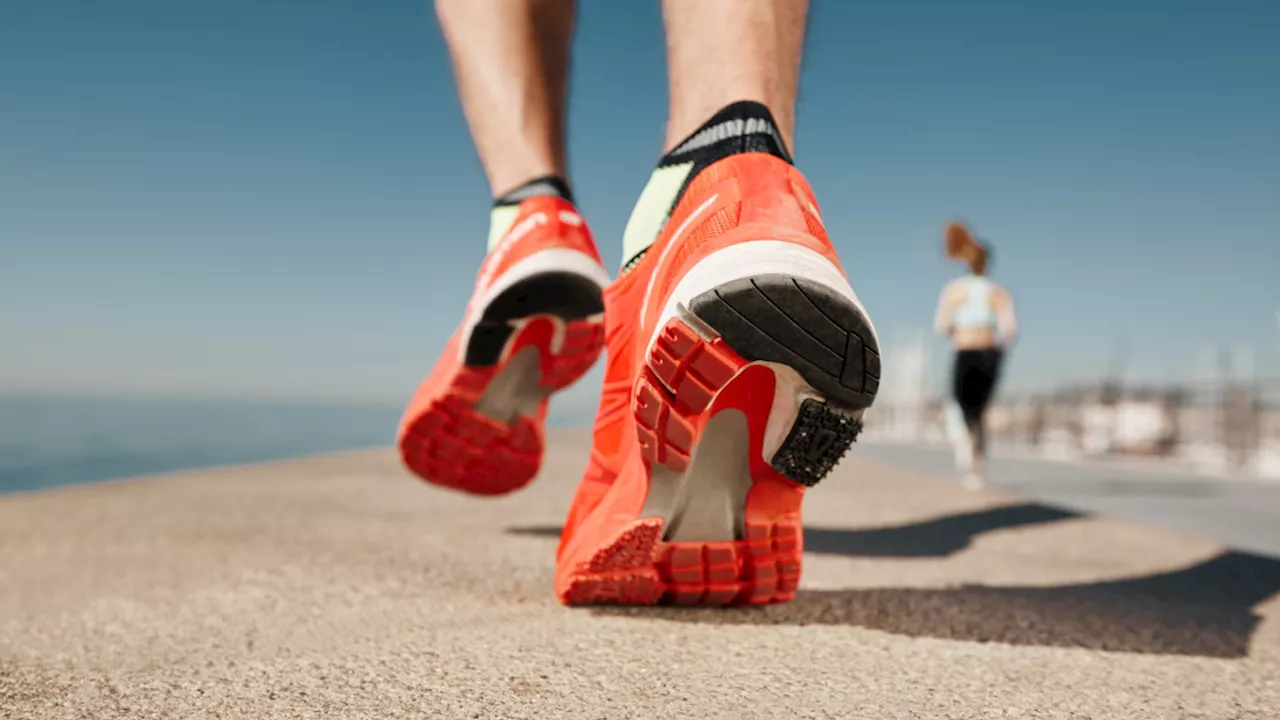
[555,153,880,605]
[398,196,610,496]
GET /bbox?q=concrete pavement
[2,428,1278,718]
[857,442,1280,558]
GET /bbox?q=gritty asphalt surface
[2,428,1278,719]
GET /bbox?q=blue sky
[2,0,1278,413]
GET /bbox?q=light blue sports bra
[952,275,997,329]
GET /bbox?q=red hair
[944,221,989,275]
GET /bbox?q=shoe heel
[401,298,605,498]
[688,273,879,412]
[558,272,879,606]
[638,273,879,485]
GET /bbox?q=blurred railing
[861,379,1280,479]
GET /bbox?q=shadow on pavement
[507,504,1280,658]
[593,550,1280,658]
[802,503,1078,558]
[507,502,1077,560]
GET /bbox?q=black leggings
[953,348,1003,455]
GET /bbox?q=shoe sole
[561,263,880,605]
[399,271,605,496]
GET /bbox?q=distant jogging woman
[934,222,1018,489]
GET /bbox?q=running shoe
[555,153,881,605]
[398,196,609,496]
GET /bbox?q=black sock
[663,100,793,169]
[493,175,574,207]
[620,101,793,273]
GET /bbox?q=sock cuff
[662,100,793,167]
[494,175,574,207]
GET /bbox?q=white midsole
[644,240,876,360]
[459,248,610,361]
[760,362,823,463]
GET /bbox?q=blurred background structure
[866,331,1280,480]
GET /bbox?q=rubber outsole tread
[560,517,801,607]
[401,317,604,496]
[635,323,745,473]
[401,394,542,496]
[771,398,863,486]
[689,275,880,408]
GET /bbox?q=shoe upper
[469,196,604,313]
